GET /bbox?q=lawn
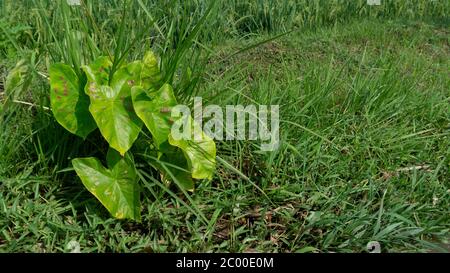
[0,0,449,253]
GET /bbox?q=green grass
[0,1,449,253]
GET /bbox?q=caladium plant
[49,51,216,221]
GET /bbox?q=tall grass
[2,1,449,51]
[0,0,448,252]
[1,0,448,196]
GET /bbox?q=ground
[0,17,449,252]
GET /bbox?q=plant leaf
[72,155,141,221]
[50,63,97,138]
[83,59,143,155]
[106,146,123,168]
[82,56,111,87]
[5,59,28,98]
[168,117,216,180]
[141,51,162,92]
[131,84,177,150]
[2,59,31,114]
[156,144,195,191]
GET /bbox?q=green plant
[2,0,449,253]
[49,51,216,221]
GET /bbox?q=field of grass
[0,0,449,253]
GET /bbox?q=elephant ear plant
[49,51,216,221]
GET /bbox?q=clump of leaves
[49,51,216,221]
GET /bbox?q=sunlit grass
[0,0,448,253]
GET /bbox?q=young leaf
[49,63,97,138]
[168,117,216,180]
[72,155,141,221]
[131,84,177,150]
[3,59,32,114]
[83,59,143,155]
[141,51,162,93]
[5,59,28,99]
[82,56,111,86]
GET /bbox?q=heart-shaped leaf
[49,63,97,138]
[72,152,141,221]
[131,84,177,150]
[168,117,216,180]
[82,58,143,155]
